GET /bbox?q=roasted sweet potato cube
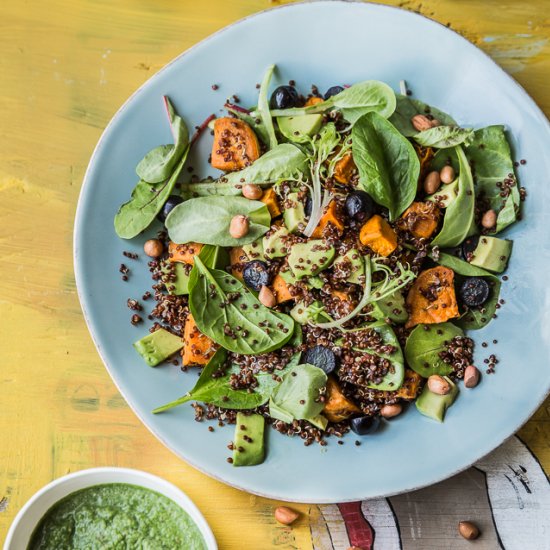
[405,266,460,328]
[272,273,293,303]
[398,201,441,239]
[304,96,324,107]
[229,246,247,281]
[333,153,357,184]
[168,241,203,264]
[395,369,424,400]
[323,377,361,422]
[211,117,260,172]
[182,314,217,367]
[359,215,398,257]
[311,200,345,239]
[260,187,281,218]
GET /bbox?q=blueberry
[459,277,490,307]
[242,260,271,291]
[345,191,375,222]
[157,195,183,223]
[304,196,312,217]
[350,416,380,436]
[324,86,344,100]
[461,235,480,262]
[303,345,338,375]
[270,86,300,110]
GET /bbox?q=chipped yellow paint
[1,1,549,548]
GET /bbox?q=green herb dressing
[27,483,207,550]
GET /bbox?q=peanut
[258,285,276,308]
[423,171,441,195]
[411,114,440,132]
[143,239,164,258]
[427,375,451,395]
[481,209,497,229]
[439,165,456,184]
[464,365,480,388]
[229,215,249,239]
[274,506,299,525]
[458,521,480,540]
[242,183,263,200]
[380,403,403,419]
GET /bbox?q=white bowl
[3,467,217,550]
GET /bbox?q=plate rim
[73,0,550,503]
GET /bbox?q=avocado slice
[288,240,335,279]
[263,226,290,259]
[332,249,364,284]
[242,238,265,262]
[277,114,323,143]
[133,328,183,367]
[232,412,265,467]
[426,179,459,208]
[416,377,458,422]
[371,290,408,324]
[283,192,306,233]
[470,236,512,273]
[305,275,324,289]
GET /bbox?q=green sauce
[27,483,208,550]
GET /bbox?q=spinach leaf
[435,251,501,330]
[257,64,278,149]
[165,196,271,246]
[413,126,474,149]
[269,80,396,123]
[431,146,475,248]
[389,94,456,137]
[404,322,464,377]
[180,181,242,200]
[153,349,301,413]
[352,112,420,220]
[464,125,520,233]
[269,364,327,428]
[114,151,188,239]
[135,97,189,183]
[222,144,308,184]
[188,257,295,354]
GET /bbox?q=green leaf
[404,322,464,377]
[431,146,475,248]
[188,257,295,354]
[269,80,396,123]
[222,144,308,184]
[257,64,278,149]
[165,196,271,246]
[413,126,474,149]
[389,94,456,136]
[114,151,188,239]
[435,251,501,330]
[269,364,327,424]
[352,112,420,220]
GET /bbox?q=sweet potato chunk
[311,200,344,238]
[359,215,398,257]
[413,143,435,180]
[333,153,357,184]
[168,241,203,264]
[182,314,217,367]
[305,96,324,107]
[229,246,247,281]
[398,201,441,239]
[211,117,260,172]
[272,273,293,303]
[395,369,424,400]
[260,187,281,217]
[405,266,459,328]
[323,377,361,422]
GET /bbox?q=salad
[114,65,523,466]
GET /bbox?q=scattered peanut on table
[464,365,481,388]
[458,520,480,540]
[274,506,300,525]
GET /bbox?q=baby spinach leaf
[431,146,475,248]
[136,97,189,184]
[269,80,397,123]
[188,257,295,354]
[269,364,327,426]
[257,64,278,150]
[352,111,420,220]
[413,126,474,149]
[222,144,308,184]
[153,348,301,413]
[165,196,271,246]
[389,94,457,136]
[435,251,501,330]
[114,151,188,239]
[404,322,464,377]
[464,125,520,234]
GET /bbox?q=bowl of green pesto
[3,467,217,550]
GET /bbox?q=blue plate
[74,1,550,502]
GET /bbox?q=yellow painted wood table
[1,1,550,548]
